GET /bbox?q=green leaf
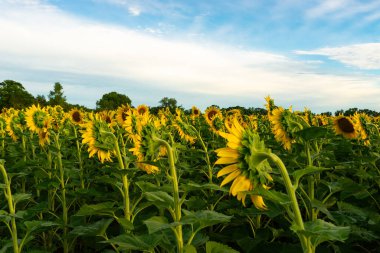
[116,217,134,231]
[292,166,330,189]
[0,210,10,223]
[69,219,113,237]
[294,127,328,141]
[183,182,229,192]
[144,191,174,209]
[248,187,291,206]
[293,219,350,248]
[184,245,197,253]
[75,202,116,216]
[13,193,32,204]
[206,241,239,253]
[143,216,176,234]
[24,220,59,233]
[181,210,232,230]
[105,233,162,250]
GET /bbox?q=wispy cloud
[295,43,380,70]
[0,0,379,111]
[128,6,141,16]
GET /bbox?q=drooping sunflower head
[68,108,85,125]
[25,105,52,133]
[6,110,25,141]
[269,107,310,150]
[265,96,276,115]
[173,115,197,144]
[116,104,131,126]
[81,113,116,163]
[129,124,160,174]
[333,115,356,139]
[215,118,273,209]
[123,109,149,139]
[353,113,371,145]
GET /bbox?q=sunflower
[204,106,224,133]
[312,115,328,127]
[81,113,116,163]
[25,105,51,133]
[136,104,149,116]
[215,118,273,209]
[123,109,149,141]
[333,115,356,139]
[116,104,131,125]
[265,96,276,115]
[6,110,25,141]
[269,107,294,150]
[191,106,201,120]
[98,110,116,125]
[353,113,371,145]
[68,108,84,125]
[173,116,196,144]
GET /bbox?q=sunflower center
[138,108,147,115]
[337,117,354,133]
[207,110,217,120]
[72,111,81,122]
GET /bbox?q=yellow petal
[217,164,239,177]
[251,195,267,210]
[220,170,241,187]
[215,157,238,165]
[215,148,239,158]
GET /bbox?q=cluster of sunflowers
[0,98,377,210]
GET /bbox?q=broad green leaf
[248,187,291,206]
[181,210,232,230]
[116,217,134,231]
[293,219,350,248]
[292,166,330,189]
[69,218,113,236]
[143,216,177,234]
[24,220,59,233]
[183,182,228,192]
[184,245,197,253]
[105,233,162,250]
[75,202,116,216]
[144,191,174,209]
[0,241,13,253]
[206,241,239,253]
[294,127,328,141]
[13,193,32,204]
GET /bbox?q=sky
[1,0,380,112]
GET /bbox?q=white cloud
[0,0,379,111]
[295,43,380,70]
[128,6,141,16]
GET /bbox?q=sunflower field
[0,97,379,253]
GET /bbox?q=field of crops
[0,97,379,253]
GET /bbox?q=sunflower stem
[305,143,316,221]
[73,126,84,189]
[269,153,312,253]
[114,138,131,222]
[54,133,69,253]
[0,163,20,253]
[153,136,183,253]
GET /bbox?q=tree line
[0,80,379,116]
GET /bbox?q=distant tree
[96,91,131,111]
[48,82,67,107]
[320,111,332,116]
[344,108,358,116]
[0,80,35,109]
[35,95,48,107]
[159,97,177,113]
[334,109,344,116]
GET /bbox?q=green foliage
[0,80,34,109]
[96,91,131,110]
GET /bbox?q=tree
[48,82,67,107]
[0,80,35,109]
[35,95,48,107]
[96,91,131,111]
[159,97,178,113]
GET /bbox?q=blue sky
[1,0,380,112]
